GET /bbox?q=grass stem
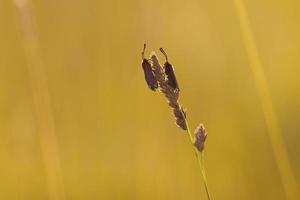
[183,113,212,200]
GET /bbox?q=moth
[160,48,180,91]
[141,44,158,91]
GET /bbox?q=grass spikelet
[194,124,207,152]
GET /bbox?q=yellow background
[1,0,300,199]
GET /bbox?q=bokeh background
[1,0,300,199]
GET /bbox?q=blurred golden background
[1,0,300,199]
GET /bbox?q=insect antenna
[142,43,146,59]
[159,48,168,62]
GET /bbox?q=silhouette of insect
[160,48,179,91]
[141,44,158,91]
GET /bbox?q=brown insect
[159,48,180,91]
[141,44,158,91]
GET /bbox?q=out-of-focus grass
[234,0,299,199]
[0,0,300,199]
[13,0,66,199]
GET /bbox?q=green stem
[183,114,194,144]
[197,152,212,200]
[182,111,212,200]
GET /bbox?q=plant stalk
[182,111,212,200]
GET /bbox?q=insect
[141,44,158,91]
[159,48,180,91]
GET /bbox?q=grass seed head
[150,52,187,130]
[194,124,207,152]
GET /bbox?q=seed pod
[141,44,158,91]
[159,48,180,91]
